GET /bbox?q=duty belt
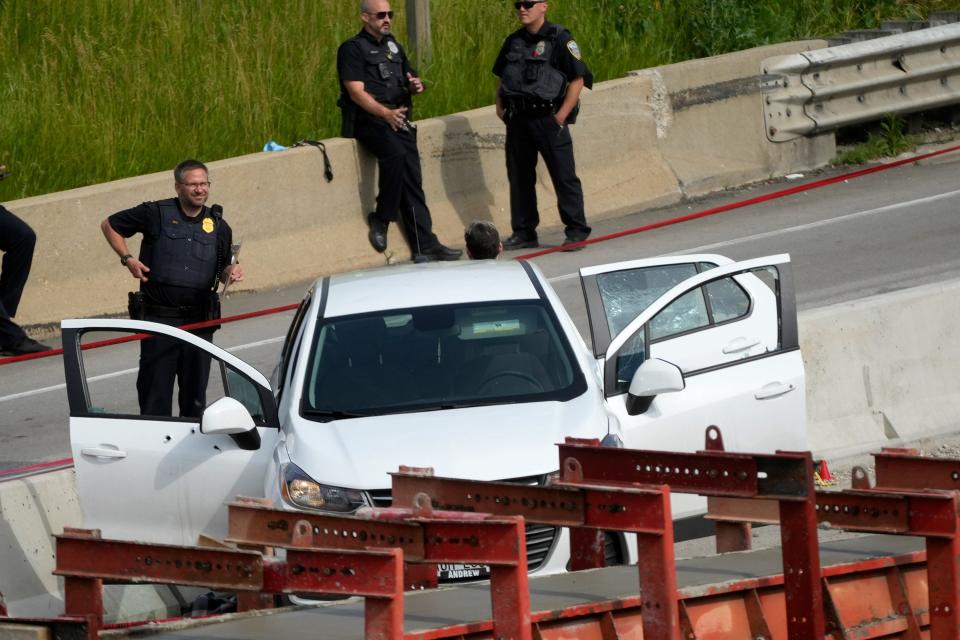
[145,303,201,318]
[506,97,556,116]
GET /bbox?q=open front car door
[61,319,280,545]
[581,255,806,520]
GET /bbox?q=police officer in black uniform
[101,159,243,418]
[337,0,461,262]
[493,0,593,251]
[0,163,53,356]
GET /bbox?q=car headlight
[279,462,368,513]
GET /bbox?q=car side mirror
[201,397,257,435]
[626,358,685,416]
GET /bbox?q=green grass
[833,114,923,164]
[2,0,958,200]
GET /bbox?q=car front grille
[365,473,560,572]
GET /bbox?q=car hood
[284,394,607,490]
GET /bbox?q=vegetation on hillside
[2,0,958,199]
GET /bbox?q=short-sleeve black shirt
[337,29,416,117]
[492,21,593,88]
[108,199,233,308]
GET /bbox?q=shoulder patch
[566,40,582,61]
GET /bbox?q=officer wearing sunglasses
[336,0,462,262]
[494,0,593,252]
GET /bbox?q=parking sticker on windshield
[472,319,521,335]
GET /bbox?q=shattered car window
[597,264,698,336]
[650,289,709,340]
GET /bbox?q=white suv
[62,254,805,577]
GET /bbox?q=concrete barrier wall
[0,469,75,617]
[631,41,835,196]
[0,469,190,621]
[6,40,831,330]
[801,278,960,458]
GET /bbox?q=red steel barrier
[53,526,404,640]
[390,467,677,640]
[707,443,960,640]
[387,427,821,640]
[558,427,822,640]
[226,496,532,640]
[9,440,960,639]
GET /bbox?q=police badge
[534,40,546,58]
[387,40,400,60]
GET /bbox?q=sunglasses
[514,1,544,9]
[365,10,394,20]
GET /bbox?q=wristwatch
[120,254,134,266]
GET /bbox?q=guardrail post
[63,577,102,639]
[705,429,753,554]
[60,528,104,638]
[778,452,823,640]
[924,533,960,640]
[569,528,606,570]
[635,485,679,640]
[715,521,752,552]
[489,518,532,640]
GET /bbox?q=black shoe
[561,234,590,252]
[367,212,388,253]
[1,337,53,356]
[416,243,463,262]
[502,233,538,250]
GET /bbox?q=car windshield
[302,301,584,419]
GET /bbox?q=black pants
[137,313,215,419]
[354,117,439,254]
[0,205,37,347]
[505,114,591,241]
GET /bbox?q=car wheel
[604,531,626,566]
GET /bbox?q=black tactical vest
[355,35,407,105]
[499,26,568,102]
[142,199,219,290]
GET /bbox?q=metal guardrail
[762,22,960,141]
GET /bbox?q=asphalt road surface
[2,147,959,472]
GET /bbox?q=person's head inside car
[464,220,502,260]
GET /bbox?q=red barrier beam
[228,498,434,589]
[851,447,960,493]
[228,500,427,559]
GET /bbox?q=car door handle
[754,382,796,400]
[80,446,127,459]
[722,336,761,354]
